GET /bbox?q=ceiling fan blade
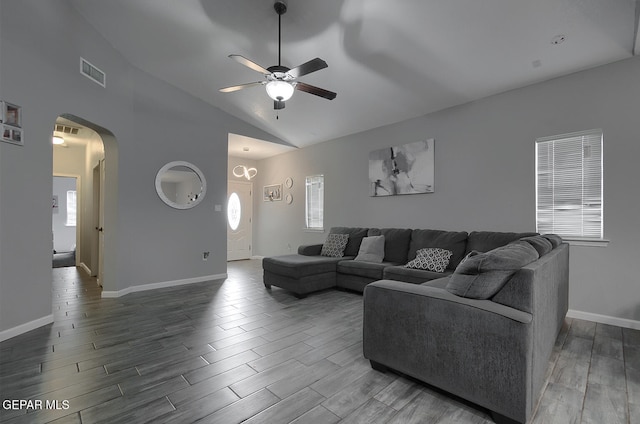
[219,81,264,93]
[287,58,328,79]
[229,55,271,75]
[295,82,337,100]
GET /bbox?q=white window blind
[535,129,603,239]
[305,175,324,229]
[66,190,77,227]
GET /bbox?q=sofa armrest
[298,244,323,256]
[363,279,535,423]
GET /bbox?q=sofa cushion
[408,229,468,270]
[262,254,345,279]
[383,265,453,284]
[321,233,349,257]
[368,228,412,264]
[542,234,563,249]
[355,235,385,263]
[518,235,553,257]
[465,231,538,254]
[446,241,539,299]
[329,227,369,257]
[337,260,391,280]
[405,248,453,273]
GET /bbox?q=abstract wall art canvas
[369,139,434,196]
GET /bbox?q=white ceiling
[228,133,296,160]
[70,0,638,150]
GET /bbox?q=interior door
[227,180,252,261]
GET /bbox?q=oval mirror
[155,161,207,209]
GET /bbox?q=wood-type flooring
[0,259,638,423]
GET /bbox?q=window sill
[564,238,610,247]
[304,228,325,233]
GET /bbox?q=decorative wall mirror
[155,161,207,209]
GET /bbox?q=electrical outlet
[203,251,210,260]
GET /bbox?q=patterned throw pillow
[321,233,349,257]
[405,248,453,273]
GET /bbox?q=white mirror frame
[155,161,207,209]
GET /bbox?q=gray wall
[255,56,640,323]
[0,0,283,335]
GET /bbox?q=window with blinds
[305,175,324,230]
[535,129,603,240]
[66,190,77,227]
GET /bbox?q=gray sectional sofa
[262,227,570,423]
[263,227,539,296]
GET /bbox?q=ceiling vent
[54,124,80,135]
[80,57,106,87]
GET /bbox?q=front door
[227,180,252,261]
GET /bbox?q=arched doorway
[52,114,118,289]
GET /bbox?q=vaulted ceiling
[70,0,639,148]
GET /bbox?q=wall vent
[80,57,106,87]
[54,124,80,135]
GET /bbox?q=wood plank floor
[0,259,638,423]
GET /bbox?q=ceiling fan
[219,0,337,110]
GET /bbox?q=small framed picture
[1,125,23,146]
[263,184,282,201]
[2,101,21,128]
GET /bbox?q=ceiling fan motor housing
[274,1,287,15]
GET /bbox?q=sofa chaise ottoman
[262,227,368,298]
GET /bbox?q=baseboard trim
[251,255,265,260]
[567,309,640,330]
[0,314,54,342]
[101,273,227,298]
[79,262,92,276]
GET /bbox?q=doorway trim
[52,173,82,268]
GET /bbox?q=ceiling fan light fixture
[266,80,294,101]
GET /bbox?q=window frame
[535,129,607,246]
[305,175,324,231]
[66,190,77,227]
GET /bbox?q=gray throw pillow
[446,241,539,299]
[519,235,553,256]
[320,233,349,257]
[405,248,453,273]
[354,235,385,263]
[542,234,563,249]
